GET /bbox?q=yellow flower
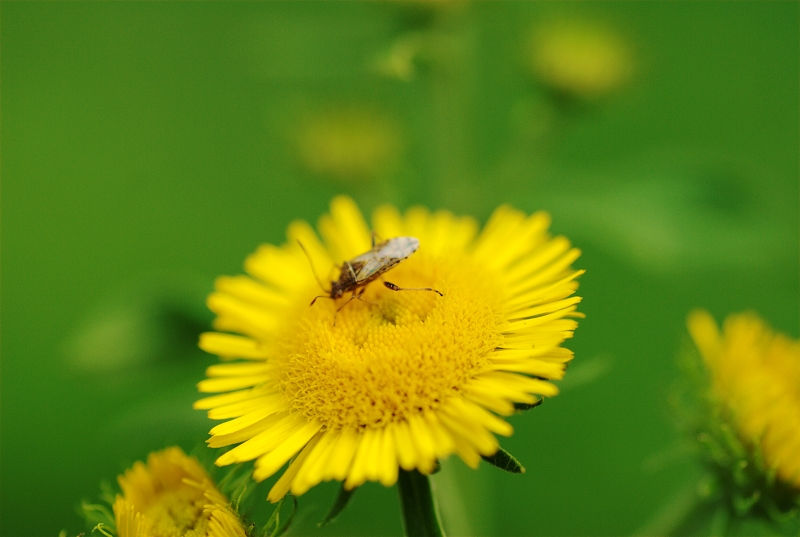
[196,196,583,502]
[688,310,800,490]
[296,108,402,183]
[113,447,247,537]
[529,20,632,99]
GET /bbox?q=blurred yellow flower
[113,447,247,537]
[296,109,402,183]
[529,20,632,99]
[688,310,800,490]
[196,196,582,502]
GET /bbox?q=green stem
[631,473,712,536]
[397,469,445,537]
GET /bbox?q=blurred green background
[2,2,798,536]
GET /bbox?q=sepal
[264,495,297,537]
[78,500,114,535]
[513,398,543,413]
[318,484,357,527]
[481,447,525,474]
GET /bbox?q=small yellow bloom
[688,310,800,489]
[113,447,247,537]
[196,197,582,501]
[529,20,632,99]
[296,108,402,183]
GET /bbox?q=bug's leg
[370,231,384,247]
[338,288,377,309]
[384,281,444,297]
[332,293,359,326]
[354,286,378,307]
[336,294,358,313]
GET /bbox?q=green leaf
[764,498,799,525]
[696,432,730,466]
[719,423,747,460]
[263,498,282,537]
[98,482,116,506]
[264,495,298,537]
[318,484,357,527]
[217,464,256,512]
[733,490,760,515]
[277,496,298,537]
[732,459,750,488]
[80,501,115,532]
[481,447,525,474]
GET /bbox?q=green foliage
[397,470,444,537]
[217,464,258,514]
[263,495,298,537]
[513,398,543,413]
[78,501,115,537]
[431,459,442,475]
[319,484,358,527]
[481,448,526,474]
[90,523,113,537]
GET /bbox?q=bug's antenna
[384,281,444,296]
[310,295,333,306]
[297,240,328,292]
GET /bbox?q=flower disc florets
[277,248,503,431]
[196,197,582,501]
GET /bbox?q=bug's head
[329,281,345,299]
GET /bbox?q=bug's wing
[375,237,419,259]
[353,256,401,281]
[350,237,419,265]
[348,237,420,283]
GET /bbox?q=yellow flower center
[141,487,208,537]
[114,447,246,537]
[272,250,505,430]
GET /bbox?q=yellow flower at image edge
[196,196,583,501]
[113,447,247,537]
[688,310,800,489]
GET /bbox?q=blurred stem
[631,473,712,536]
[708,504,730,537]
[397,469,445,537]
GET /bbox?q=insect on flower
[299,236,443,313]
[197,197,583,503]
